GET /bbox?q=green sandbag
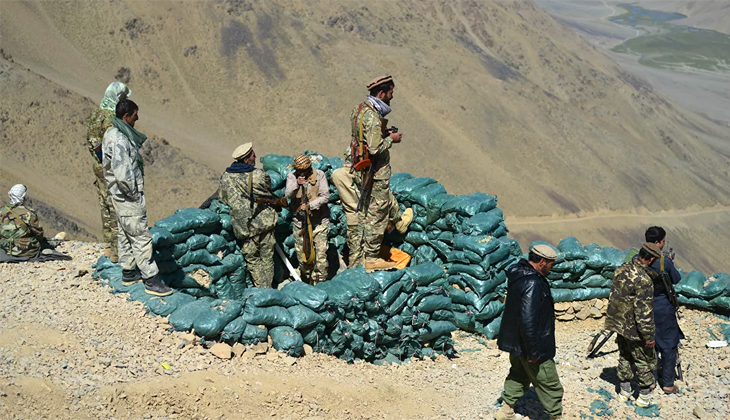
[387,292,409,315]
[261,154,293,178]
[404,231,430,246]
[242,324,268,344]
[385,315,403,336]
[127,283,154,303]
[552,259,587,274]
[414,245,438,265]
[709,296,730,312]
[299,323,326,345]
[168,297,216,331]
[550,278,584,289]
[171,243,188,259]
[418,321,457,342]
[170,229,194,243]
[551,287,610,303]
[500,236,522,257]
[329,156,344,171]
[406,262,445,286]
[452,310,477,332]
[492,223,508,238]
[703,273,730,299]
[193,300,244,338]
[462,250,482,264]
[389,172,414,190]
[169,273,209,289]
[207,199,230,215]
[330,266,380,301]
[245,288,298,308]
[448,287,472,306]
[427,194,455,225]
[391,176,437,196]
[453,234,500,256]
[447,251,470,264]
[156,208,220,234]
[221,317,247,342]
[150,227,174,247]
[480,242,512,270]
[179,287,216,298]
[474,300,505,321]
[206,234,229,254]
[282,281,329,310]
[417,295,452,312]
[267,171,285,190]
[145,292,196,317]
[405,183,447,208]
[186,234,210,251]
[431,335,456,356]
[441,192,497,217]
[177,249,220,267]
[481,315,502,339]
[558,236,587,260]
[431,309,455,322]
[242,304,293,327]
[213,277,240,301]
[287,305,324,329]
[676,271,707,299]
[462,208,504,235]
[220,214,232,231]
[448,264,488,280]
[399,242,417,256]
[678,294,710,310]
[581,274,612,288]
[157,259,180,275]
[269,326,305,356]
[461,272,506,298]
[183,264,229,283]
[588,247,625,270]
[369,269,405,291]
[380,282,402,306]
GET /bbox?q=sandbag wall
[675,271,730,312]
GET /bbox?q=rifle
[659,256,680,309]
[587,330,615,358]
[255,197,287,209]
[355,126,398,213]
[298,184,315,265]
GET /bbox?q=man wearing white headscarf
[0,184,44,257]
[86,82,131,263]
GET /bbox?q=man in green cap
[102,99,172,297]
[86,82,130,263]
[219,142,282,288]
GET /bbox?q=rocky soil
[1,242,728,420]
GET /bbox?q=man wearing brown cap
[285,154,330,284]
[605,242,661,409]
[219,142,280,288]
[496,244,563,420]
[347,75,404,272]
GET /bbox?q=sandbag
[552,287,610,303]
[453,234,500,256]
[418,321,457,342]
[245,288,298,308]
[168,297,215,331]
[678,294,710,310]
[404,231,430,246]
[150,227,174,247]
[480,315,502,339]
[281,281,329,310]
[242,304,294,327]
[170,229,195,243]
[242,324,269,344]
[406,262,445,286]
[156,208,220,234]
[269,326,305,356]
[261,154,293,178]
[221,317,247,342]
[474,300,505,321]
[461,271,506,298]
[391,176,437,196]
[171,243,189,259]
[193,300,244,338]
[558,236,587,260]
[709,296,730,312]
[405,183,447,208]
[145,292,196,317]
[287,305,324,329]
[369,269,405,291]
[461,209,504,235]
[177,249,220,267]
[186,234,211,251]
[389,172,413,190]
[299,323,326,345]
[675,271,706,299]
[206,234,229,254]
[441,192,497,217]
[413,245,438,265]
[427,194,456,225]
[702,273,730,299]
[416,295,452,312]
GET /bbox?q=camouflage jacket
[86,108,115,169]
[349,101,393,180]
[0,204,43,257]
[219,169,278,240]
[605,259,656,342]
[102,127,144,201]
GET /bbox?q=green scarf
[112,117,147,175]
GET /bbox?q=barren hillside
[2,1,730,259]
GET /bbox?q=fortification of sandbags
[92,152,730,364]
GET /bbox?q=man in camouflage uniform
[220,143,281,288]
[87,82,130,263]
[102,99,172,297]
[285,154,330,284]
[605,242,662,408]
[347,75,405,272]
[0,185,44,258]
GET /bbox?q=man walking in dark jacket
[496,244,563,420]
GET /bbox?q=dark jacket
[497,259,556,361]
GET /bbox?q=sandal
[663,385,680,394]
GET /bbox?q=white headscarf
[8,184,27,206]
[99,82,131,111]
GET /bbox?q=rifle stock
[299,185,315,265]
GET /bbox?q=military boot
[144,275,173,297]
[494,403,524,420]
[363,257,397,273]
[395,208,414,234]
[122,269,142,286]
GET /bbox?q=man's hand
[297,176,306,185]
[645,340,656,348]
[528,357,539,363]
[300,203,307,212]
[389,132,403,143]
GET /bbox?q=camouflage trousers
[361,178,391,259]
[616,335,657,389]
[293,219,329,284]
[241,229,276,289]
[94,164,118,259]
[111,195,159,279]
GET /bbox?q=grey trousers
[111,194,159,279]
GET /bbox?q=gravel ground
[0,241,728,420]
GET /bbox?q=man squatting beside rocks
[86,82,130,263]
[496,244,564,420]
[285,153,330,285]
[219,143,283,289]
[606,242,662,408]
[102,99,172,297]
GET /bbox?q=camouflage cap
[293,153,312,170]
[641,242,662,259]
[232,142,253,159]
[366,75,394,90]
[531,244,558,261]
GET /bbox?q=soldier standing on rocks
[86,82,130,263]
[102,99,172,297]
[496,244,563,420]
[219,143,281,288]
[347,75,405,272]
[285,153,330,284]
[605,242,662,408]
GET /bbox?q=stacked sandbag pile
[533,238,626,303]
[388,174,523,339]
[675,271,730,312]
